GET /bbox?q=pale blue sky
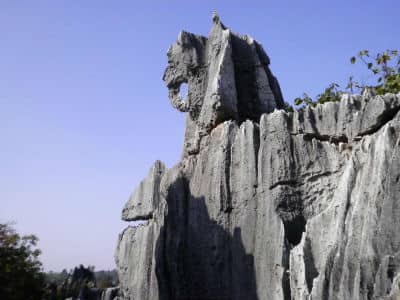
[1,1,398,271]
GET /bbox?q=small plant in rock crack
[350,49,400,95]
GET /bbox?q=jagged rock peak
[163,16,284,156]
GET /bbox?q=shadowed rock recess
[115,17,400,300]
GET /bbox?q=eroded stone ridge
[115,17,400,300]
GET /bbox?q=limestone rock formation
[101,287,120,300]
[115,17,400,300]
[163,16,284,156]
[121,161,166,222]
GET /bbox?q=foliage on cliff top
[293,50,400,109]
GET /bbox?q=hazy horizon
[1,1,399,272]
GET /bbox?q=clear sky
[1,1,398,272]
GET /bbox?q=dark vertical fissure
[281,240,292,300]
[223,130,233,212]
[304,238,319,293]
[253,124,260,179]
[281,214,307,300]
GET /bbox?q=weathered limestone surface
[115,17,400,300]
[121,161,165,221]
[101,287,120,300]
[163,16,284,156]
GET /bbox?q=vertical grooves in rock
[230,35,258,123]
[304,238,319,293]
[254,41,285,109]
[322,247,337,300]
[253,124,260,182]
[228,216,233,300]
[182,176,190,298]
[227,126,235,299]
[264,60,285,110]
[224,130,233,212]
[161,225,173,300]
[145,229,153,300]
[220,124,239,213]
[281,240,292,300]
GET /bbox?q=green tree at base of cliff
[0,223,45,300]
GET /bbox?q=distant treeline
[0,222,118,300]
[45,265,118,299]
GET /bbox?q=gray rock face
[163,17,284,156]
[101,287,119,300]
[116,18,400,300]
[121,161,165,221]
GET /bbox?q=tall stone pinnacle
[163,16,284,155]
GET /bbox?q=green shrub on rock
[294,49,400,109]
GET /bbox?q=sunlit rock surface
[115,17,400,300]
